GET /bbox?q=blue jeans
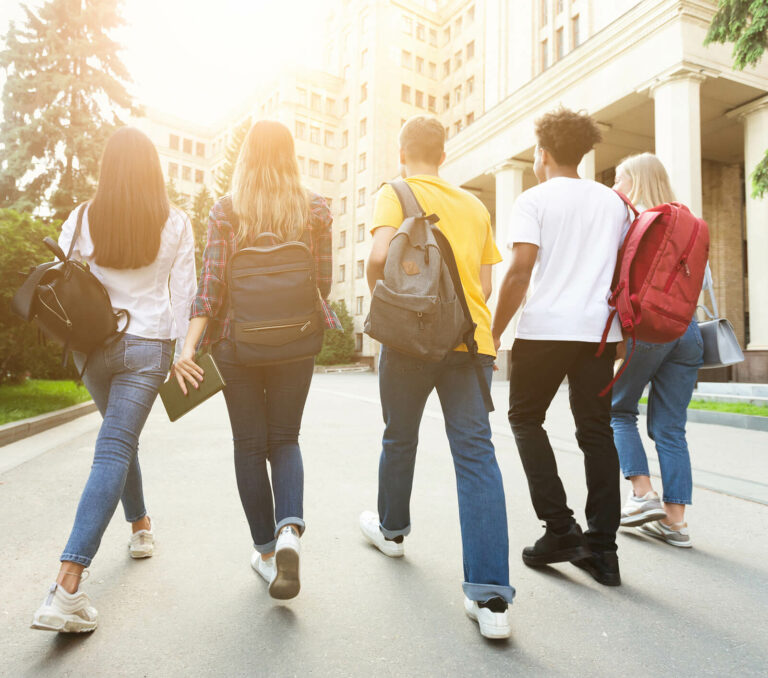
[610,322,704,505]
[62,335,172,566]
[377,346,514,604]
[213,339,313,554]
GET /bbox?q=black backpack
[11,204,130,372]
[228,227,324,366]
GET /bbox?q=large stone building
[135,0,768,381]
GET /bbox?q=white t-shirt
[58,206,197,345]
[507,177,631,342]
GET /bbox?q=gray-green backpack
[364,179,494,411]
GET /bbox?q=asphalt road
[1,373,767,677]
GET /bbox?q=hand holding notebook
[159,353,226,422]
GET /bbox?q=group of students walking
[30,108,704,641]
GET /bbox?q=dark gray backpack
[364,180,494,411]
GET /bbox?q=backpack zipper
[242,321,312,333]
[232,265,311,279]
[662,220,700,294]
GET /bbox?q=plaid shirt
[191,191,340,350]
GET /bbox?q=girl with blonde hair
[173,121,336,599]
[611,152,704,548]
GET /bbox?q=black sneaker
[521,524,591,567]
[572,551,621,586]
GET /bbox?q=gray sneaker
[620,491,667,527]
[637,520,692,548]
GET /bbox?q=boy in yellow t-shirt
[358,116,513,641]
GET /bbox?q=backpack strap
[389,179,425,219]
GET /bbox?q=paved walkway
[1,373,766,677]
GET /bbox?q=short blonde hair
[616,153,676,208]
[399,115,445,165]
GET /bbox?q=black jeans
[508,339,620,552]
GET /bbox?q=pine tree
[191,184,214,268]
[0,0,138,218]
[215,119,251,196]
[705,0,768,197]
[166,178,189,212]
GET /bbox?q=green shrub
[0,209,76,383]
[317,300,356,365]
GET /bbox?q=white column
[578,149,596,181]
[651,72,705,216]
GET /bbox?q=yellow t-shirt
[371,174,502,357]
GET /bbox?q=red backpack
[597,194,710,395]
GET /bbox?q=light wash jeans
[377,346,514,604]
[61,335,172,566]
[610,322,704,505]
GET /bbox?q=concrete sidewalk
[1,373,766,677]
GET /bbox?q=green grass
[0,379,92,426]
[639,397,768,417]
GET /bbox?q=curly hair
[534,107,602,166]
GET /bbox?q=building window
[324,163,334,180]
[310,126,320,144]
[454,85,462,104]
[355,332,363,352]
[356,260,364,278]
[340,197,347,214]
[343,97,350,114]
[443,59,451,77]
[467,75,475,95]
[360,83,368,102]
[402,15,412,34]
[455,16,463,33]
[454,120,463,135]
[195,169,204,183]
[415,56,424,74]
[169,134,179,150]
[339,231,346,248]
[195,142,205,157]
[168,162,178,178]
[401,84,411,104]
[358,152,366,172]
[454,50,463,70]
[415,90,424,108]
[183,138,192,154]
[297,156,306,172]
[295,121,306,139]
[311,93,322,112]
[429,61,437,79]
[541,0,548,25]
[326,98,336,115]
[344,64,350,81]
[443,26,451,44]
[355,296,364,315]
[428,95,437,113]
[339,264,346,282]
[466,112,475,126]
[429,28,438,46]
[361,49,368,69]
[443,93,451,112]
[572,15,581,47]
[325,196,332,209]
[357,223,365,242]
[309,159,320,178]
[297,87,307,106]
[342,130,349,148]
[357,188,366,207]
[360,117,367,136]
[467,5,475,24]
[466,40,475,60]
[541,39,549,70]
[556,28,565,60]
[341,163,348,181]
[402,50,412,69]
[416,23,425,41]
[557,0,564,12]
[325,130,335,147]
[182,165,191,181]
[445,126,451,139]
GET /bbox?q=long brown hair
[231,120,309,243]
[88,127,170,269]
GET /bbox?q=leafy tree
[0,0,139,219]
[215,119,251,196]
[191,185,214,269]
[705,0,768,197]
[316,300,355,365]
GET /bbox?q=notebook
[159,352,226,422]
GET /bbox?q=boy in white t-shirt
[491,107,630,587]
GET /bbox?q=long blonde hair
[231,120,309,243]
[616,152,675,208]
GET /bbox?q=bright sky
[0,0,332,127]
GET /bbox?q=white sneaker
[269,526,301,600]
[464,597,511,640]
[620,491,667,527]
[251,551,276,584]
[638,520,692,548]
[31,583,98,633]
[359,511,404,558]
[129,520,155,559]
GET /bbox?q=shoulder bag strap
[67,203,87,259]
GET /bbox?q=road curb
[0,401,98,448]
[639,403,768,433]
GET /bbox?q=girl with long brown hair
[173,120,336,600]
[31,127,197,632]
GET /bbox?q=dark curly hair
[534,107,602,166]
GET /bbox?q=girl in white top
[31,127,196,634]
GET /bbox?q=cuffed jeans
[377,346,514,604]
[611,321,704,505]
[508,339,620,553]
[61,335,172,567]
[214,339,313,554]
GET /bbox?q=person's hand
[171,348,204,396]
[493,334,502,352]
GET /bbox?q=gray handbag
[698,267,744,369]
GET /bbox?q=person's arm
[366,226,396,293]
[310,195,333,298]
[172,317,208,395]
[168,212,197,360]
[480,264,493,301]
[491,243,538,350]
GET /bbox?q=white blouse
[58,205,197,346]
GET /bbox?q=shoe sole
[522,545,591,567]
[31,612,97,633]
[637,526,692,548]
[270,547,300,600]
[129,549,153,559]
[464,603,511,640]
[620,508,668,527]
[360,525,404,558]
[571,559,622,586]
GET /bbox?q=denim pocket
[124,340,167,373]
